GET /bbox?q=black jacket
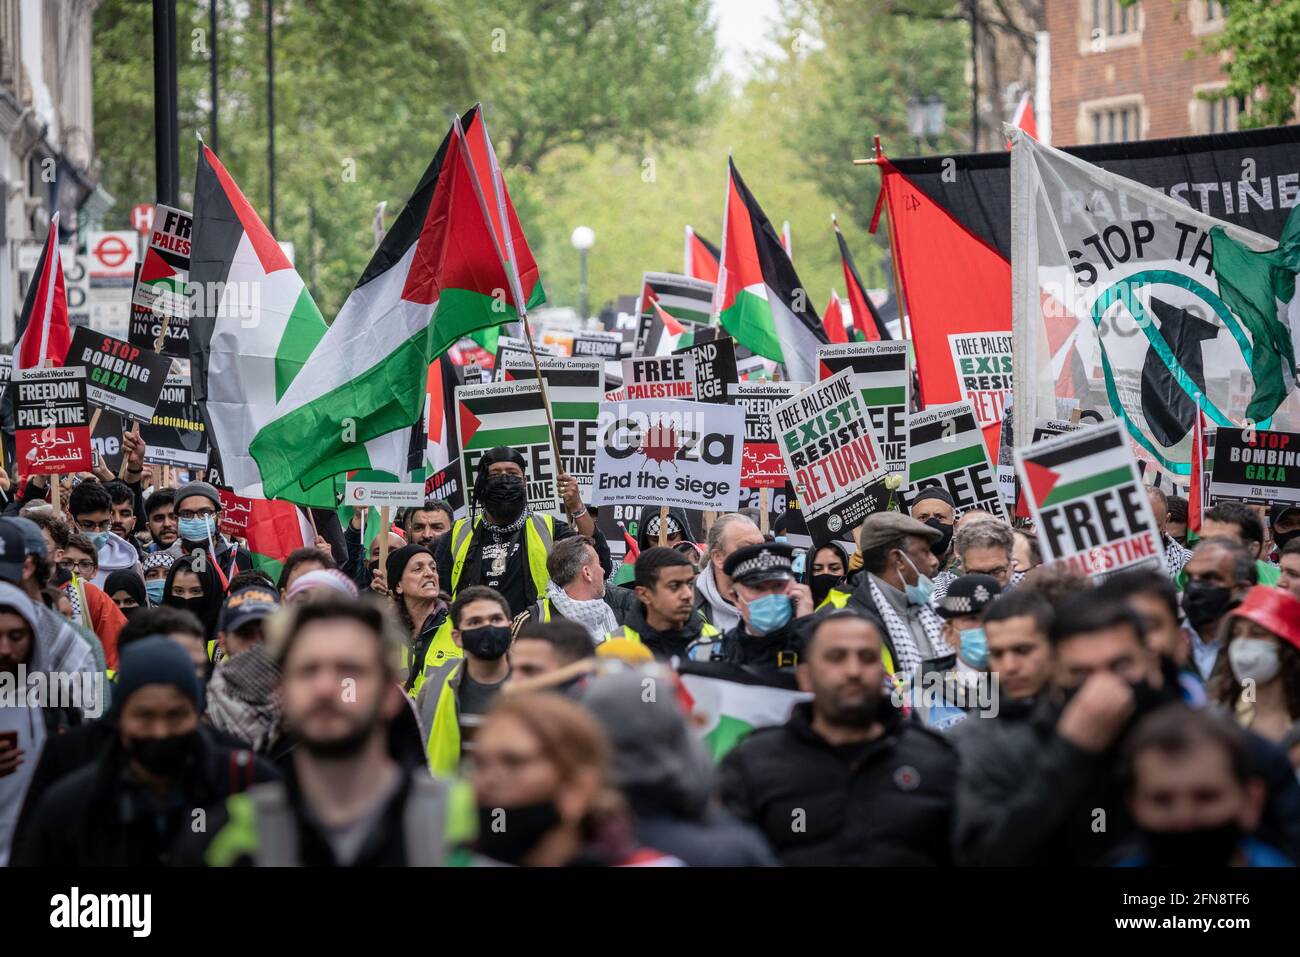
[619,599,709,660]
[629,797,778,867]
[11,729,277,867]
[719,702,958,866]
[713,616,812,673]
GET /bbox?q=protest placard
[592,397,743,512]
[620,354,696,401]
[673,336,737,404]
[14,367,92,473]
[140,372,209,469]
[905,401,1007,519]
[456,379,559,516]
[65,327,172,423]
[501,355,603,501]
[1210,427,1300,508]
[492,335,561,381]
[817,341,910,480]
[128,204,192,358]
[571,330,623,361]
[423,462,467,520]
[89,408,126,473]
[771,370,888,543]
[949,331,1012,431]
[733,381,801,489]
[1016,419,1165,577]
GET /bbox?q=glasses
[60,559,98,575]
[176,508,217,520]
[76,519,111,533]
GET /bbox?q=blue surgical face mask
[959,627,989,669]
[178,515,215,543]
[88,530,110,551]
[746,592,793,635]
[145,579,167,604]
[900,553,933,606]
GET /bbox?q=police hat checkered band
[732,549,793,579]
[940,594,973,615]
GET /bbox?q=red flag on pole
[1188,398,1209,535]
[822,291,849,343]
[14,213,70,371]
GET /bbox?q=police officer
[688,542,814,671]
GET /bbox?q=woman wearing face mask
[810,543,851,610]
[161,554,227,655]
[1208,586,1300,745]
[471,693,680,867]
[104,570,148,620]
[385,544,457,690]
[141,551,175,606]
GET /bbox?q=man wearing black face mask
[1181,537,1256,681]
[13,637,277,866]
[435,447,611,617]
[908,487,956,566]
[953,595,1180,866]
[1269,505,1300,564]
[1114,705,1293,867]
[416,586,515,777]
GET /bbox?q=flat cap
[857,511,942,552]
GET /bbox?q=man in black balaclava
[433,447,611,616]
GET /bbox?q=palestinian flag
[644,299,691,356]
[188,142,333,504]
[244,107,531,499]
[833,215,890,342]
[683,226,720,282]
[678,668,809,760]
[1210,205,1300,424]
[463,106,546,353]
[425,351,463,475]
[501,357,601,422]
[822,291,848,344]
[717,159,826,383]
[1020,427,1134,510]
[636,272,714,347]
[2,214,70,467]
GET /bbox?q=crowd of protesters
[1,433,1299,868]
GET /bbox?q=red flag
[822,291,849,343]
[683,226,720,282]
[832,214,890,343]
[14,213,70,371]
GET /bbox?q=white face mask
[1228,637,1281,685]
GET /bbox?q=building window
[1204,1,1223,22]
[1206,95,1246,133]
[1090,105,1142,144]
[1093,0,1137,36]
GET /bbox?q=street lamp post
[906,94,947,154]
[571,225,595,319]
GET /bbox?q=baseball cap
[218,585,280,633]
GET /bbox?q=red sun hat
[1231,586,1300,651]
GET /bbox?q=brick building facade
[1045,0,1238,147]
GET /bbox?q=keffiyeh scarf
[545,581,618,644]
[867,576,952,675]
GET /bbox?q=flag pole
[455,110,568,517]
[870,137,915,345]
[657,504,669,547]
[378,505,390,580]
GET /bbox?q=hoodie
[635,505,696,551]
[93,532,143,592]
[620,600,708,661]
[694,562,739,633]
[581,671,776,866]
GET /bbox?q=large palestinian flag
[833,215,890,342]
[219,490,314,581]
[238,107,531,500]
[188,143,332,503]
[717,159,827,383]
